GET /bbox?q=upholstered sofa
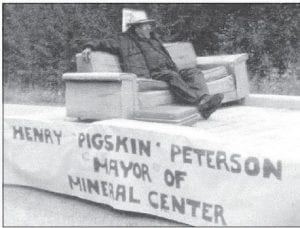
[63,42,249,124]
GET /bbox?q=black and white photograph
[3,2,300,226]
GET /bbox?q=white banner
[4,117,300,226]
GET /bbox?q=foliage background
[3,3,300,105]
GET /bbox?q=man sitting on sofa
[82,18,224,119]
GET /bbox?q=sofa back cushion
[164,42,198,70]
[76,42,197,73]
[76,52,122,72]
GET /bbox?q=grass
[3,86,65,106]
[249,76,300,96]
[3,74,300,106]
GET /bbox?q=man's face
[136,23,153,38]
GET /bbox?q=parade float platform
[3,94,300,226]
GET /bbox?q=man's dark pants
[151,67,209,105]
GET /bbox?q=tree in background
[149,4,299,76]
[3,4,122,92]
[3,3,300,102]
[217,4,299,77]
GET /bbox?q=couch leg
[238,97,246,105]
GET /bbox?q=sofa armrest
[196,53,248,66]
[62,72,136,81]
[63,72,138,119]
[197,53,249,99]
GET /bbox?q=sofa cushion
[164,42,198,70]
[76,52,122,73]
[137,78,169,92]
[207,75,235,94]
[137,66,230,92]
[132,105,199,125]
[202,66,228,82]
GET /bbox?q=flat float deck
[4,94,300,226]
[4,99,300,147]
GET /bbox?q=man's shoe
[198,93,224,119]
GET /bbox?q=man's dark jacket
[84,30,177,78]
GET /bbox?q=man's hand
[82,47,92,62]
